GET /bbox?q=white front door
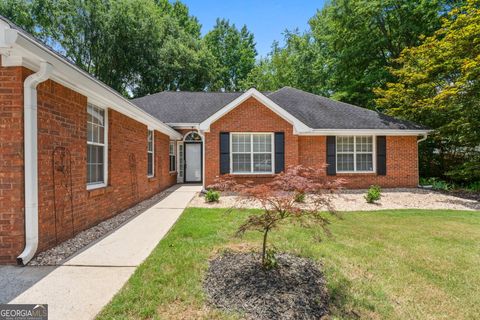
[185,143,202,182]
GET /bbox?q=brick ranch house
[0,16,429,264]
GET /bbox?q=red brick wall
[204,97,298,186]
[204,97,418,189]
[0,60,31,264]
[299,135,418,188]
[0,63,176,263]
[35,80,177,253]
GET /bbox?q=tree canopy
[0,0,223,96]
[375,1,480,182]
[204,18,257,91]
[245,0,457,108]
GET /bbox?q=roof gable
[198,88,311,133]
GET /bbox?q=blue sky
[182,0,328,58]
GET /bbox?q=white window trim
[229,132,275,175]
[147,130,154,178]
[177,141,184,182]
[336,135,376,173]
[183,131,202,142]
[169,141,176,173]
[86,104,108,190]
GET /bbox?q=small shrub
[419,177,431,186]
[294,192,306,203]
[205,190,220,203]
[419,177,454,191]
[430,178,453,191]
[365,185,381,203]
[466,181,480,192]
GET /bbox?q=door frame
[176,141,184,183]
[183,141,203,183]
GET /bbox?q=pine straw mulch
[204,251,329,320]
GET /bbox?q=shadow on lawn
[327,276,363,319]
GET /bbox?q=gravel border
[204,252,329,320]
[28,190,171,266]
[190,188,480,211]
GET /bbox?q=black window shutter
[219,132,230,174]
[326,136,336,176]
[377,136,387,175]
[274,132,285,173]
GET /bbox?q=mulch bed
[204,252,329,320]
[439,190,480,202]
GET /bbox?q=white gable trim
[198,88,311,134]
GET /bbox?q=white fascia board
[198,88,311,134]
[167,123,199,129]
[298,129,431,136]
[0,26,18,47]
[2,26,181,140]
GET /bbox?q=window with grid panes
[87,104,107,186]
[336,136,373,172]
[231,133,273,173]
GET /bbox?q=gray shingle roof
[132,91,243,123]
[132,87,424,130]
[267,87,425,130]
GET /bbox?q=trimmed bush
[365,185,381,203]
[205,190,220,203]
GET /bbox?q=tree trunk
[261,228,269,266]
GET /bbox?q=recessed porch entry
[178,132,202,183]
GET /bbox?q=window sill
[148,176,157,182]
[336,172,377,176]
[86,183,107,191]
[169,171,177,175]
[228,173,276,177]
[87,185,112,197]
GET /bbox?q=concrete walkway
[1,184,201,320]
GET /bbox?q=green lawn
[97,208,480,320]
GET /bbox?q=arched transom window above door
[184,131,202,142]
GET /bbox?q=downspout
[417,133,428,144]
[17,61,53,265]
[416,132,428,188]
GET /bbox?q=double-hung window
[147,130,154,177]
[87,104,107,188]
[336,136,374,172]
[231,133,273,174]
[169,141,176,172]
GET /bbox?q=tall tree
[245,0,457,108]
[204,19,257,91]
[309,0,454,108]
[0,0,35,33]
[0,0,216,96]
[154,0,201,38]
[241,31,328,94]
[375,1,480,182]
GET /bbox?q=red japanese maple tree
[209,165,344,268]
